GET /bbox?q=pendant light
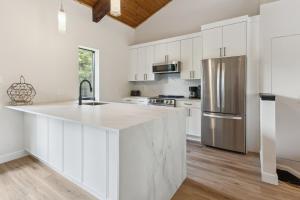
[58,0,67,33]
[110,0,121,17]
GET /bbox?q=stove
[149,95,185,107]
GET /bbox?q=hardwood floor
[172,142,300,200]
[0,142,299,200]
[0,157,96,200]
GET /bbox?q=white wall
[260,0,300,177]
[134,0,261,43]
[0,0,135,161]
[247,16,261,153]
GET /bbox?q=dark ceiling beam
[93,0,110,23]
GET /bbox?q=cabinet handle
[184,103,192,106]
[188,109,191,116]
[144,74,146,80]
[224,47,226,57]
[190,71,192,79]
[146,74,148,80]
[192,71,195,79]
[165,55,169,63]
[220,48,222,57]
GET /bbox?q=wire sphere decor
[7,75,36,105]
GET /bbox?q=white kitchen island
[7,102,187,200]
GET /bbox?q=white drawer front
[176,100,201,108]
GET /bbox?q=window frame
[78,46,100,101]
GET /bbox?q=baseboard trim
[0,150,28,164]
[261,170,279,185]
[277,163,300,179]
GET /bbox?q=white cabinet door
[36,116,48,161]
[83,126,107,198]
[202,27,222,59]
[188,108,201,137]
[167,41,181,62]
[137,48,147,81]
[48,119,63,171]
[154,41,180,63]
[129,49,138,81]
[145,46,155,81]
[24,113,37,155]
[64,122,82,182]
[222,22,247,57]
[154,43,167,64]
[180,39,193,80]
[193,36,203,79]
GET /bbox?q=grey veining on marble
[119,108,187,200]
[131,74,200,97]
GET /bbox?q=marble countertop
[6,101,185,131]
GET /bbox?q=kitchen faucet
[79,80,94,105]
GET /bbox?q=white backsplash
[130,74,201,97]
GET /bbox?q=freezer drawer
[201,112,246,153]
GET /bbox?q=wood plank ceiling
[76,0,172,28]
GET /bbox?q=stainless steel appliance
[130,90,141,97]
[153,55,181,74]
[149,95,184,107]
[201,56,246,153]
[189,86,201,99]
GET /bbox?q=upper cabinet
[180,36,202,80]
[202,27,223,59]
[154,41,180,64]
[222,22,247,57]
[202,17,247,59]
[129,49,138,81]
[129,16,249,82]
[129,46,155,82]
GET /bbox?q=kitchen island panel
[119,111,187,200]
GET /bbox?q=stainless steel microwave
[152,61,181,74]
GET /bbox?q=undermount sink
[82,102,108,106]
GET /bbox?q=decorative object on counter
[7,75,36,105]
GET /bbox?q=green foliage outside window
[78,48,95,97]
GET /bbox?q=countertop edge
[6,106,120,132]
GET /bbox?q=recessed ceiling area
[76,0,172,28]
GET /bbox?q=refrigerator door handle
[203,112,243,120]
[221,62,225,110]
[217,62,221,109]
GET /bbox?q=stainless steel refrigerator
[201,56,246,153]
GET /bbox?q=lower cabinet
[83,126,107,197]
[187,108,201,138]
[23,113,112,200]
[64,121,82,182]
[48,118,63,171]
[176,100,201,140]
